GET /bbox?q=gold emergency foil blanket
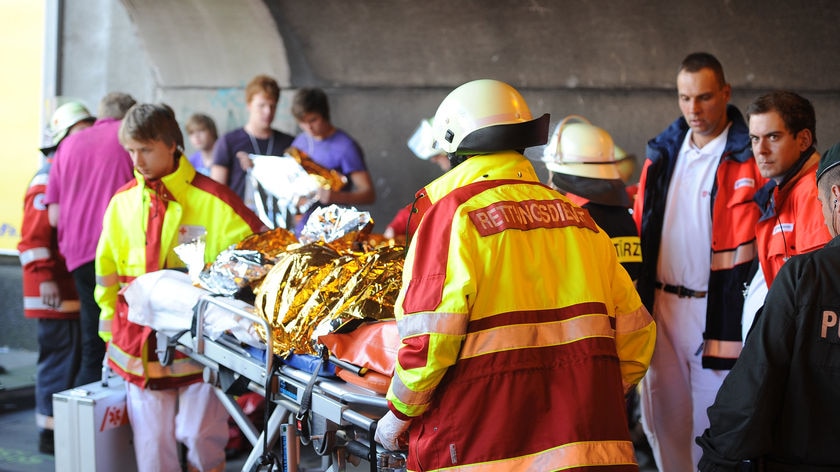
[327,244,405,321]
[193,228,299,295]
[236,227,299,263]
[286,147,346,192]
[254,243,342,327]
[253,243,405,357]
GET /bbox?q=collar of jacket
[777,146,818,191]
[414,151,540,205]
[134,154,195,202]
[647,104,752,166]
[550,172,631,207]
[754,148,818,222]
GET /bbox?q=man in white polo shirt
[633,52,763,471]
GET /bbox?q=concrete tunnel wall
[53,0,840,233]
[2,0,835,350]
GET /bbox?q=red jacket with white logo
[754,157,831,287]
[634,106,764,369]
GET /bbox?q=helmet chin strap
[448,153,469,168]
[448,149,527,169]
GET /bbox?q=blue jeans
[36,318,81,420]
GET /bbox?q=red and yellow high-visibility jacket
[95,156,265,389]
[18,161,80,319]
[387,152,656,472]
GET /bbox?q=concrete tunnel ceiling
[119,0,290,89]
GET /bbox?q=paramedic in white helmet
[542,115,642,281]
[383,118,451,242]
[375,79,656,471]
[18,100,95,454]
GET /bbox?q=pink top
[45,118,135,271]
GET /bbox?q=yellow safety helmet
[432,79,549,156]
[49,101,95,145]
[542,115,620,180]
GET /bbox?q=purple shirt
[212,128,294,201]
[290,129,367,178]
[188,151,211,176]
[44,118,134,271]
[290,129,368,233]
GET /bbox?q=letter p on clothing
[821,310,837,338]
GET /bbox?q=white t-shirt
[657,124,731,290]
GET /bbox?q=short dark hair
[291,88,330,122]
[119,103,184,155]
[99,92,137,120]
[185,113,218,141]
[679,52,726,88]
[746,90,817,146]
[818,163,840,198]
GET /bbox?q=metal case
[52,376,138,472]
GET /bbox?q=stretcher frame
[171,293,398,472]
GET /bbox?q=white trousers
[126,382,229,472]
[639,291,728,472]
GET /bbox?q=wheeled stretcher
[164,293,406,472]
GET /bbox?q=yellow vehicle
[0,1,48,254]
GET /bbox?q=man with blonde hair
[211,74,294,207]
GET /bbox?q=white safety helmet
[49,101,95,145]
[542,115,620,180]
[432,79,549,156]
[614,144,637,183]
[406,118,440,160]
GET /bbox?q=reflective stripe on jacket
[565,193,642,281]
[388,152,655,471]
[18,163,80,320]
[95,156,265,388]
[633,105,763,369]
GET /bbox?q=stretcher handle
[328,354,368,376]
[194,294,274,380]
[345,439,370,457]
[344,438,407,472]
[345,440,375,471]
[343,405,384,472]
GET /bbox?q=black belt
[655,282,707,298]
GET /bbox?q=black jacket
[697,236,840,471]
